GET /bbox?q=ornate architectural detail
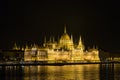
[23,25,100,62]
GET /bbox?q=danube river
[0,64,120,80]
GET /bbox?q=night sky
[0,1,120,51]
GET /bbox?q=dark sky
[0,0,120,51]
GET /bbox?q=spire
[78,36,82,46]
[77,36,84,50]
[64,24,67,34]
[71,34,73,44]
[13,42,17,50]
[71,34,73,41]
[58,35,59,42]
[52,36,55,42]
[79,36,82,43]
[33,43,36,47]
[25,44,29,49]
[44,36,46,43]
[49,36,52,42]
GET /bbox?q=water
[0,64,120,80]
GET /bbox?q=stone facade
[23,26,100,62]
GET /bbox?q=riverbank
[0,61,120,66]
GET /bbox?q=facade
[14,26,100,62]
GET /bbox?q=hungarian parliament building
[13,26,100,62]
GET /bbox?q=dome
[60,33,70,40]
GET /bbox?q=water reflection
[114,64,120,80]
[0,66,24,80]
[99,64,114,80]
[0,64,120,80]
[24,66,48,80]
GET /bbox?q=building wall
[24,48,100,62]
[23,27,100,62]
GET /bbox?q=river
[0,64,120,80]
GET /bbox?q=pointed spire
[96,46,98,50]
[31,44,33,48]
[71,34,73,41]
[77,35,85,50]
[44,36,46,43]
[58,35,59,42]
[50,36,52,42]
[93,45,95,49]
[13,42,17,50]
[71,34,73,44]
[64,24,67,34]
[80,36,81,40]
[25,44,29,49]
[52,36,55,42]
[33,43,36,47]
[78,36,82,45]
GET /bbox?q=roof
[60,33,71,40]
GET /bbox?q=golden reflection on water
[1,64,120,80]
[23,64,100,80]
[114,64,120,79]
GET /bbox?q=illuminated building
[14,25,100,62]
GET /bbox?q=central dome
[60,33,70,40]
[59,26,74,50]
[60,25,71,40]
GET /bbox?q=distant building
[0,49,24,61]
[14,25,100,62]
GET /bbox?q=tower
[59,25,74,50]
[13,42,20,50]
[64,24,67,34]
[77,36,85,51]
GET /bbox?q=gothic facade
[14,26,100,62]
